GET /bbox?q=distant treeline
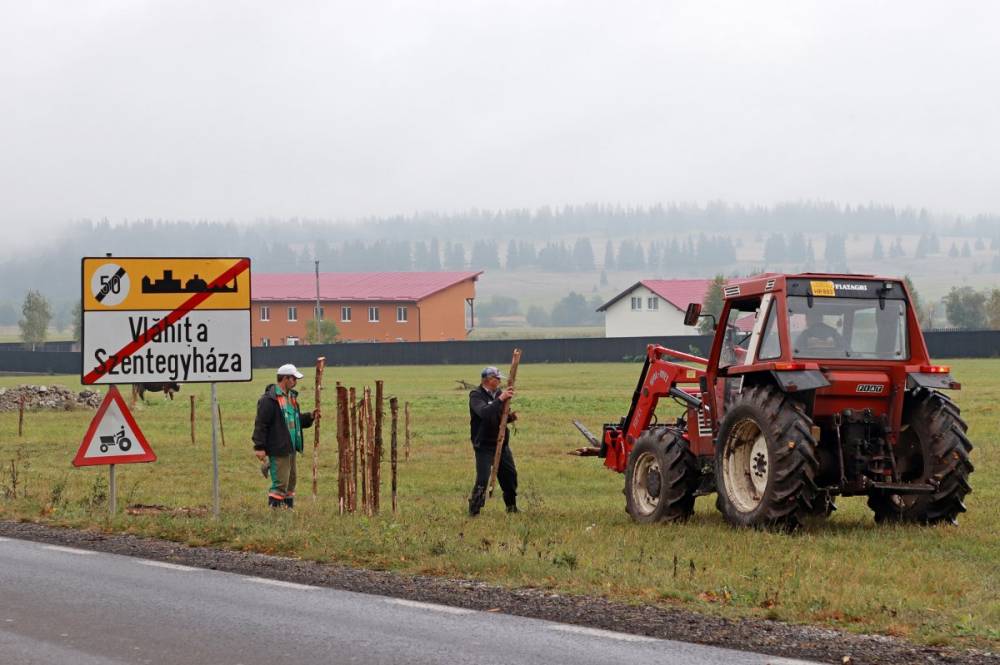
[5,201,1000,305]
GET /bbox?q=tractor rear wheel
[624,428,700,524]
[868,390,973,525]
[714,385,820,531]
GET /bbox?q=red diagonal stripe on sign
[83,258,251,385]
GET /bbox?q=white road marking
[386,599,475,615]
[139,560,197,572]
[765,659,821,665]
[41,545,95,555]
[548,624,659,643]
[0,537,10,542]
[243,577,318,591]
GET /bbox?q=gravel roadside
[0,520,994,665]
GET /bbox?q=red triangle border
[72,385,157,467]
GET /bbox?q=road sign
[81,257,252,384]
[72,386,156,467]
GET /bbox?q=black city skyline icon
[142,270,238,294]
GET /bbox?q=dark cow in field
[133,382,181,402]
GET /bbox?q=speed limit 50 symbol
[90,263,130,306]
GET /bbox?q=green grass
[0,361,997,649]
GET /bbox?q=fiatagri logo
[856,384,885,394]
[833,283,870,292]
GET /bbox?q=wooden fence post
[365,387,376,514]
[312,356,326,500]
[358,388,371,515]
[336,385,348,514]
[404,401,411,460]
[18,396,24,437]
[390,397,399,514]
[349,387,358,513]
[374,380,383,514]
[217,402,226,447]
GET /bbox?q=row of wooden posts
[331,380,412,515]
[170,358,411,515]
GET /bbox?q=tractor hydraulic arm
[599,344,706,473]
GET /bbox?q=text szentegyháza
[91,316,245,381]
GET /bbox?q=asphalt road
[0,536,818,665]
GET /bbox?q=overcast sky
[1,1,998,246]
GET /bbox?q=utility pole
[314,260,322,343]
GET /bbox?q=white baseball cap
[277,363,304,379]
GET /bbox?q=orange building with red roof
[251,271,482,346]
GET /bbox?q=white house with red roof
[251,271,482,345]
[597,279,712,337]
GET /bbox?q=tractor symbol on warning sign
[99,426,132,453]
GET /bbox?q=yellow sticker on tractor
[810,280,836,297]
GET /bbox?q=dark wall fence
[253,334,714,368]
[0,341,77,352]
[924,330,1000,359]
[1,330,997,375]
[0,350,80,374]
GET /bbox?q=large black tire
[714,385,820,531]
[868,390,974,525]
[624,428,700,524]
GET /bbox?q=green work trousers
[268,453,298,500]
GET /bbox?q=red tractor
[575,273,974,530]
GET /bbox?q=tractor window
[788,296,908,360]
[757,302,781,360]
[719,299,761,368]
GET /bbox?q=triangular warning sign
[73,386,156,467]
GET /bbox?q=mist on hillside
[2,2,999,335]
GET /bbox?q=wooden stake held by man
[488,348,522,498]
[390,396,399,513]
[312,357,326,500]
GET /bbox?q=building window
[287,306,297,322]
[630,297,642,311]
[397,306,408,323]
[647,297,659,310]
[341,306,351,322]
[260,306,270,322]
[314,306,324,320]
[368,306,380,322]
[286,337,299,346]
[260,337,270,347]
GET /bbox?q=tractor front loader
[576,273,974,530]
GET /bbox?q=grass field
[0,360,996,649]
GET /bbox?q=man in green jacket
[252,364,320,508]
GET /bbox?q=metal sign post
[211,382,220,519]
[109,464,116,516]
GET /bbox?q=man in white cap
[467,366,518,516]
[252,364,320,508]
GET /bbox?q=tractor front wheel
[868,390,973,525]
[624,428,700,524]
[714,386,820,531]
